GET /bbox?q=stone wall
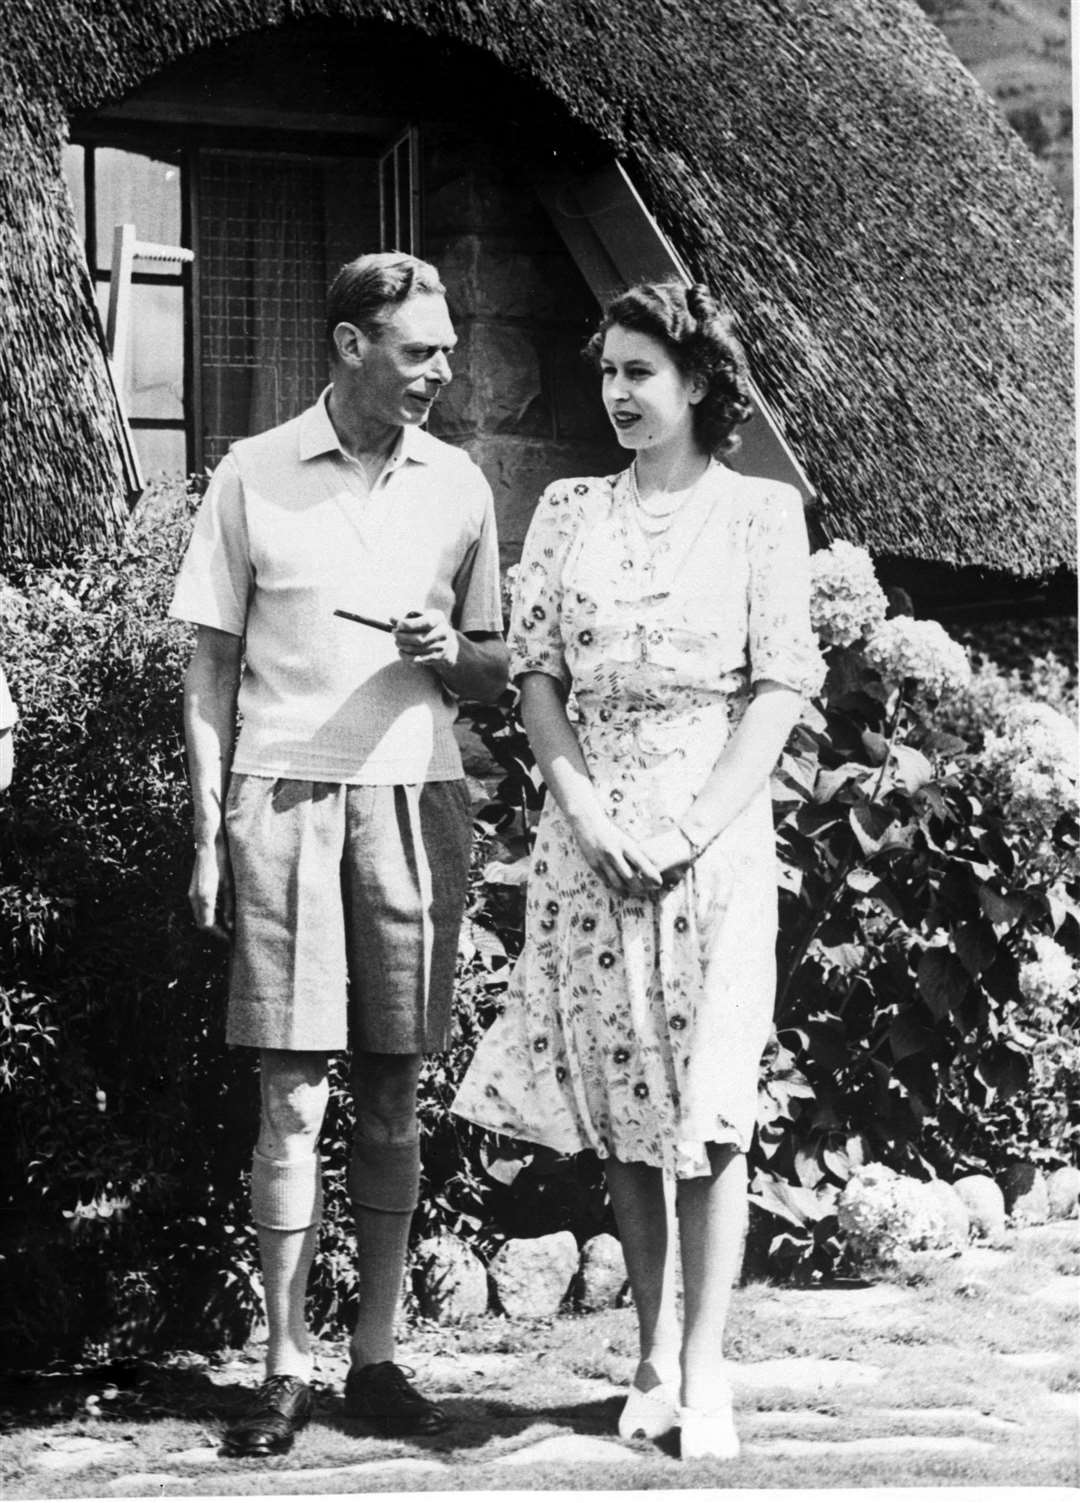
[423,129,621,565]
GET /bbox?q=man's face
[348,293,457,429]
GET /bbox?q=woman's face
[599,325,702,455]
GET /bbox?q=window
[378,128,419,255]
[64,125,421,477]
[63,142,190,477]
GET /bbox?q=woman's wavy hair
[585,281,753,456]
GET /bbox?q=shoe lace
[260,1374,306,1400]
[381,1362,422,1399]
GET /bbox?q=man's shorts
[224,775,472,1054]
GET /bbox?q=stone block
[953,1174,1006,1240]
[1046,1165,1080,1220]
[436,236,596,325]
[413,1232,489,1323]
[423,137,550,239]
[460,435,622,562]
[576,1232,627,1311]
[489,1230,578,1318]
[430,321,545,438]
[922,1179,971,1247]
[1003,1163,1050,1226]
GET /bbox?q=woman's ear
[688,374,707,406]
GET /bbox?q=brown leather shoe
[344,1361,448,1436]
[223,1374,313,1457]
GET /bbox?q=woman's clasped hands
[568,806,695,896]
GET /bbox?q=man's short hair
[326,252,445,349]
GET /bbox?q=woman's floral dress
[453,463,824,1177]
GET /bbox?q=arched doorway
[65,17,809,555]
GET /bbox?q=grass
[1,1222,1077,1496]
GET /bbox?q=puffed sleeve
[508,482,581,694]
[747,486,826,698]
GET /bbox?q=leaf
[481,1147,533,1186]
[976,1044,1031,1101]
[916,947,968,1020]
[777,861,803,895]
[821,1145,852,1180]
[748,1177,832,1229]
[849,804,898,857]
[794,1146,824,1189]
[953,918,997,980]
[888,745,934,795]
[815,762,873,804]
[846,868,878,892]
[922,730,970,757]
[977,883,1025,932]
[861,729,889,765]
[889,1008,935,1062]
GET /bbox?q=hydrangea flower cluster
[980,701,1078,853]
[836,1164,961,1267]
[864,616,971,699]
[808,540,889,648]
[1019,934,1078,1008]
[501,562,521,622]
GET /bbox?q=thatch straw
[1,0,1073,574]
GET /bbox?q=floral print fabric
[452,464,824,1177]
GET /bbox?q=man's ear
[332,321,367,367]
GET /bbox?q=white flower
[865,616,971,698]
[483,857,531,887]
[1000,701,1077,778]
[809,540,889,648]
[837,1166,963,1265]
[980,698,1078,851]
[1019,934,1078,1007]
[500,563,521,618]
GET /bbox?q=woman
[453,281,823,1460]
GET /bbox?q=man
[171,253,508,1457]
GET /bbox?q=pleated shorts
[224,774,472,1054]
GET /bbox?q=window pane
[94,148,181,273]
[63,144,86,240]
[132,427,187,480]
[123,282,185,421]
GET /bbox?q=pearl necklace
[628,460,709,536]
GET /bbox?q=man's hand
[392,609,460,668]
[188,832,234,943]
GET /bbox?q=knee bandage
[347,1135,421,1214]
[250,1149,323,1232]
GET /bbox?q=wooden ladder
[104,223,195,493]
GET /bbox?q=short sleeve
[508,483,579,693]
[0,666,17,731]
[169,454,252,636]
[748,487,826,698]
[451,475,504,635]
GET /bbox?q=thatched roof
[1,0,1073,576]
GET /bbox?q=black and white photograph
[0,0,1075,1495]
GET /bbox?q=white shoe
[679,1396,740,1460]
[617,1380,679,1440]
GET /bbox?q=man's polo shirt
[170,390,503,784]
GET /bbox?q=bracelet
[676,818,707,862]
